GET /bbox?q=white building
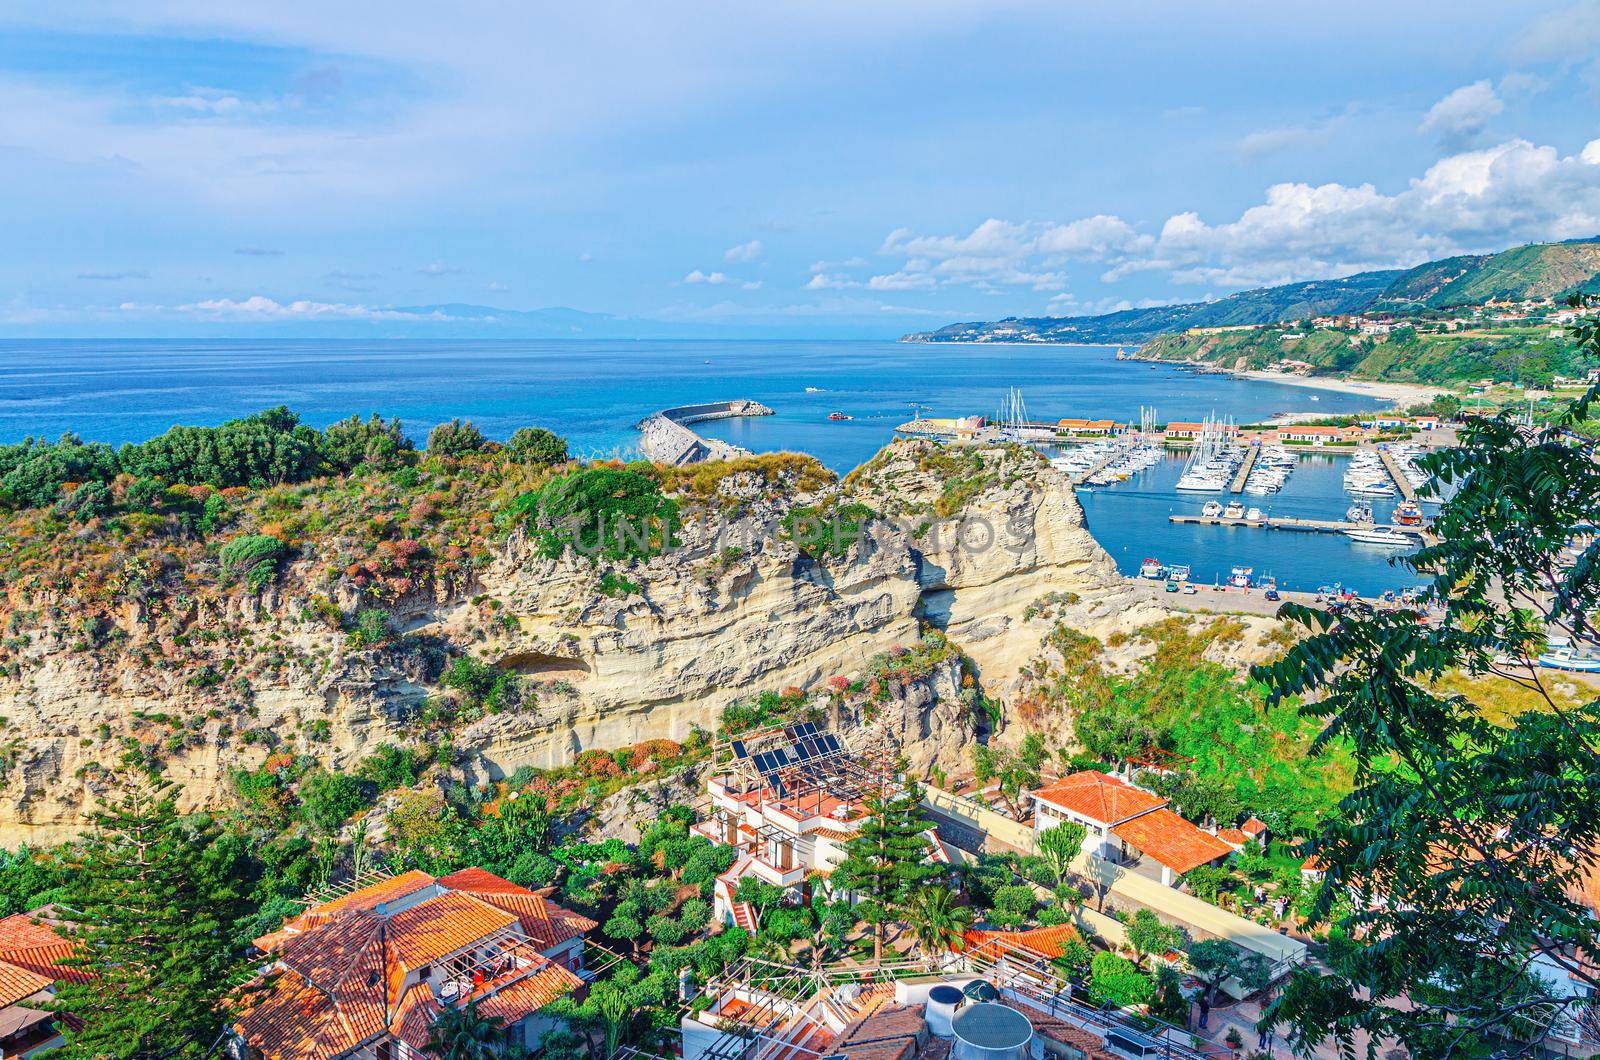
[1030,771,1233,887]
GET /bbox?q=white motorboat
[1229,566,1253,588]
[1246,507,1263,521]
[1344,525,1413,547]
[1538,645,1600,673]
[1223,501,1245,519]
[1202,500,1223,518]
[1345,503,1374,523]
[1139,557,1166,579]
[1349,480,1397,498]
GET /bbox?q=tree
[427,418,487,457]
[1125,908,1183,969]
[1036,820,1087,886]
[50,780,252,1059]
[1258,307,1600,1055]
[905,886,973,955]
[970,743,1042,818]
[506,426,569,466]
[321,413,414,472]
[1186,939,1269,1007]
[828,781,936,961]
[426,1000,508,1060]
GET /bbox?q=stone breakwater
[635,399,775,465]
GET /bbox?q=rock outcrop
[0,438,1155,843]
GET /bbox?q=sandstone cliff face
[0,439,1144,844]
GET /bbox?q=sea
[0,338,1426,595]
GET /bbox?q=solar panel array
[749,723,845,791]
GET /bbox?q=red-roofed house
[232,869,595,1060]
[1031,772,1232,886]
[0,906,84,1057]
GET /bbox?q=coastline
[1234,368,1448,408]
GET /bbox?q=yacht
[1348,480,1397,498]
[1223,501,1245,519]
[1229,566,1253,588]
[1394,501,1423,526]
[1245,507,1263,521]
[1344,525,1413,547]
[1345,502,1374,524]
[1202,500,1223,518]
[1168,564,1191,582]
[1139,557,1166,579]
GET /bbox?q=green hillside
[1139,323,1592,387]
[904,237,1600,346]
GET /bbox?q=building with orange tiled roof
[961,924,1081,963]
[232,868,595,1060]
[0,906,84,1058]
[1030,771,1233,886]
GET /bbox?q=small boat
[1394,501,1423,526]
[1223,502,1245,519]
[1245,507,1263,521]
[1345,503,1373,524]
[1538,645,1600,673]
[1344,526,1413,547]
[805,386,824,393]
[1229,566,1253,588]
[1349,481,1397,497]
[1168,564,1191,582]
[1139,558,1166,580]
[827,411,852,421]
[1202,501,1223,518]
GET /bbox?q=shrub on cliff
[120,406,323,489]
[321,414,415,473]
[219,534,287,593]
[0,433,119,508]
[507,466,678,563]
[505,426,568,467]
[426,418,486,457]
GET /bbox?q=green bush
[299,770,367,833]
[1088,951,1153,1007]
[348,608,391,648]
[322,414,415,472]
[507,466,678,563]
[442,656,526,714]
[357,744,420,791]
[781,502,876,559]
[427,418,486,457]
[121,406,323,489]
[506,427,568,466]
[0,434,119,509]
[219,534,287,592]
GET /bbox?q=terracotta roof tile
[313,870,436,916]
[0,960,54,1008]
[386,892,517,969]
[475,962,584,1022]
[0,910,86,983]
[1111,808,1234,874]
[439,869,597,949]
[1030,772,1166,826]
[962,924,1081,962]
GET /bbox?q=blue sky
[3,1,1600,337]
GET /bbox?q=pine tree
[829,780,935,962]
[51,779,252,1059]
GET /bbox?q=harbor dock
[636,399,774,465]
[1378,448,1420,502]
[1228,445,1259,493]
[1169,513,1436,544]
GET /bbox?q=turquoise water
[0,338,1416,591]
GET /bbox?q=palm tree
[906,886,974,956]
[426,999,507,1060]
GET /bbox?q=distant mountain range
[902,238,1600,345]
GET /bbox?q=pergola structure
[720,722,897,810]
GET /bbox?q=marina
[1168,513,1435,543]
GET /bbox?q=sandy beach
[1237,369,1449,407]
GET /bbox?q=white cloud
[723,239,763,263]
[854,137,1600,296]
[234,246,283,256]
[171,296,454,320]
[683,269,729,285]
[741,280,762,290]
[487,280,509,292]
[1419,80,1504,146]
[417,260,463,276]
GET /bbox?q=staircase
[731,901,759,934]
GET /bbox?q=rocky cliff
[0,438,1169,843]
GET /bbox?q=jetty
[1378,448,1419,502]
[1229,445,1259,493]
[1170,513,1436,544]
[635,399,774,466]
